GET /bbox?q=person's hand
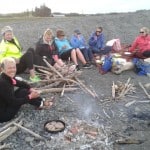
[29,90,40,99]
[62,45,67,49]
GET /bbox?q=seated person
[35,28,67,70]
[0,57,53,123]
[55,29,91,70]
[0,26,40,82]
[70,29,94,64]
[88,26,112,55]
[129,27,150,59]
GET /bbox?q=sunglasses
[139,31,144,33]
[96,31,101,33]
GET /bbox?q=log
[0,115,22,132]
[0,120,23,142]
[39,87,78,94]
[60,83,66,97]
[0,143,11,150]
[13,122,44,140]
[115,137,144,144]
[43,58,64,79]
[75,77,98,98]
[112,81,116,100]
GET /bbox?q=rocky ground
[0,10,150,150]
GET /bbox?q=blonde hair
[43,28,53,37]
[140,27,149,34]
[1,57,16,69]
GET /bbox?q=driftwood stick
[37,68,53,76]
[118,78,131,98]
[0,115,22,132]
[39,87,78,94]
[43,58,64,79]
[112,81,116,100]
[0,143,11,150]
[0,120,23,142]
[139,82,150,99]
[60,83,66,97]
[13,122,44,140]
[75,77,98,98]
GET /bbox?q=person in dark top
[0,57,53,123]
[34,28,66,70]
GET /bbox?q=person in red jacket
[129,27,150,58]
[0,57,53,123]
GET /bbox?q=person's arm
[88,33,97,46]
[0,41,7,62]
[97,34,105,50]
[129,37,138,52]
[0,81,30,106]
[15,78,31,89]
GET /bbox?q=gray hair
[1,26,13,35]
[1,57,16,69]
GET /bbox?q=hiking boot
[30,75,41,83]
[82,63,92,69]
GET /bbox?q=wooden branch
[112,81,116,100]
[0,120,23,142]
[43,58,64,79]
[139,82,150,99]
[13,122,44,140]
[60,83,66,97]
[39,87,78,94]
[118,78,131,98]
[0,115,22,132]
[0,143,11,150]
[75,77,98,98]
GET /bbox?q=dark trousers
[134,50,150,59]
[80,48,93,62]
[16,48,35,74]
[0,88,42,123]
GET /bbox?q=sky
[0,0,149,14]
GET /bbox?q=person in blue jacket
[88,27,111,55]
[55,29,91,70]
[70,29,94,64]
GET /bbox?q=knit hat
[1,26,13,35]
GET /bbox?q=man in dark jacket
[0,57,52,123]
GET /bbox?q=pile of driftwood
[33,58,98,98]
[112,78,136,100]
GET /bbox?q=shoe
[30,75,41,83]
[82,63,92,69]
[76,65,80,71]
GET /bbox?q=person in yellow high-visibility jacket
[0,26,40,82]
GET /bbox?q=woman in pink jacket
[129,27,150,58]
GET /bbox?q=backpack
[100,55,112,74]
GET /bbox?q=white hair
[1,57,16,69]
